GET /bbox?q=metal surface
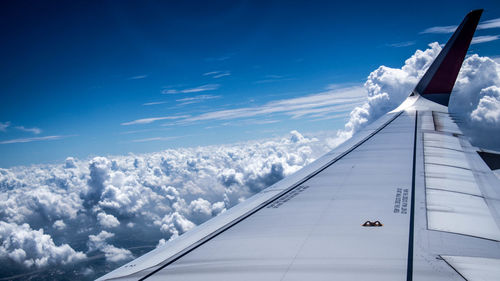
[145,112,417,281]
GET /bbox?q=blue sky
[1,0,500,167]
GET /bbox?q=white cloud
[0,129,333,274]
[338,42,500,149]
[176,94,221,105]
[254,74,293,84]
[0,221,85,268]
[478,18,500,30]
[53,220,66,230]
[420,25,457,34]
[97,212,120,228]
[386,41,416,48]
[205,54,233,62]
[127,75,148,80]
[14,126,42,134]
[87,231,114,251]
[162,84,220,94]
[131,136,181,143]
[162,85,365,126]
[0,135,70,144]
[421,17,500,34]
[472,35,500,44]
[87,231,133,263]
[121,115,189,126]
[471,86,500,123]
[203,71,231,78]
[130,85,365,128]
[101,245,133,263]
[0,122,10,132]
[142,101,167,106]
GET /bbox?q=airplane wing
[98,9,500,281]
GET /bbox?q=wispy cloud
[478,18,500,30]
[131,136,181,143]
[0,135,72,144]
[254,75,293,84]
[162,84,220,95]
[143,101,168,106]
[121,115,190,126]
[15,126,42,134]
[205,54,233,62]
[420,25,457,34]
[0,121,10,132]
[471,35,500,44]
[120,128,171,135]
[420,17,500,34]
[203,71,231,79]
[159,85,365,125]
[127,74,148,80]
[386,41,416,48]
[176,95,221,105]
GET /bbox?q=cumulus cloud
[338,42,500,149]
[0,129,334,279]
[337,42,441,139]
[97,213,120,228]
[53,220,66,230]
[471,86,500,123]
[88,231,133,263]
[0,221,85,268]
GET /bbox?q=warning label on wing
[394,188,409,214]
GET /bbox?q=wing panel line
[406,110,418,281]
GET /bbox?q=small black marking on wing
[267,185,310,208]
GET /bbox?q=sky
[1,1,500,280]
[0,0,499,167]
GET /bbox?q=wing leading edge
[98,9,500,281]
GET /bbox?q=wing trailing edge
[413,9,483,106]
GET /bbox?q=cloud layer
[0,130,334,280]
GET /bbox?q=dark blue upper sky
[1,0,499,167]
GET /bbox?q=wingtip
[468,9,484,17]
[413,9,483,106]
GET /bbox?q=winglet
[413,9,483,106]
